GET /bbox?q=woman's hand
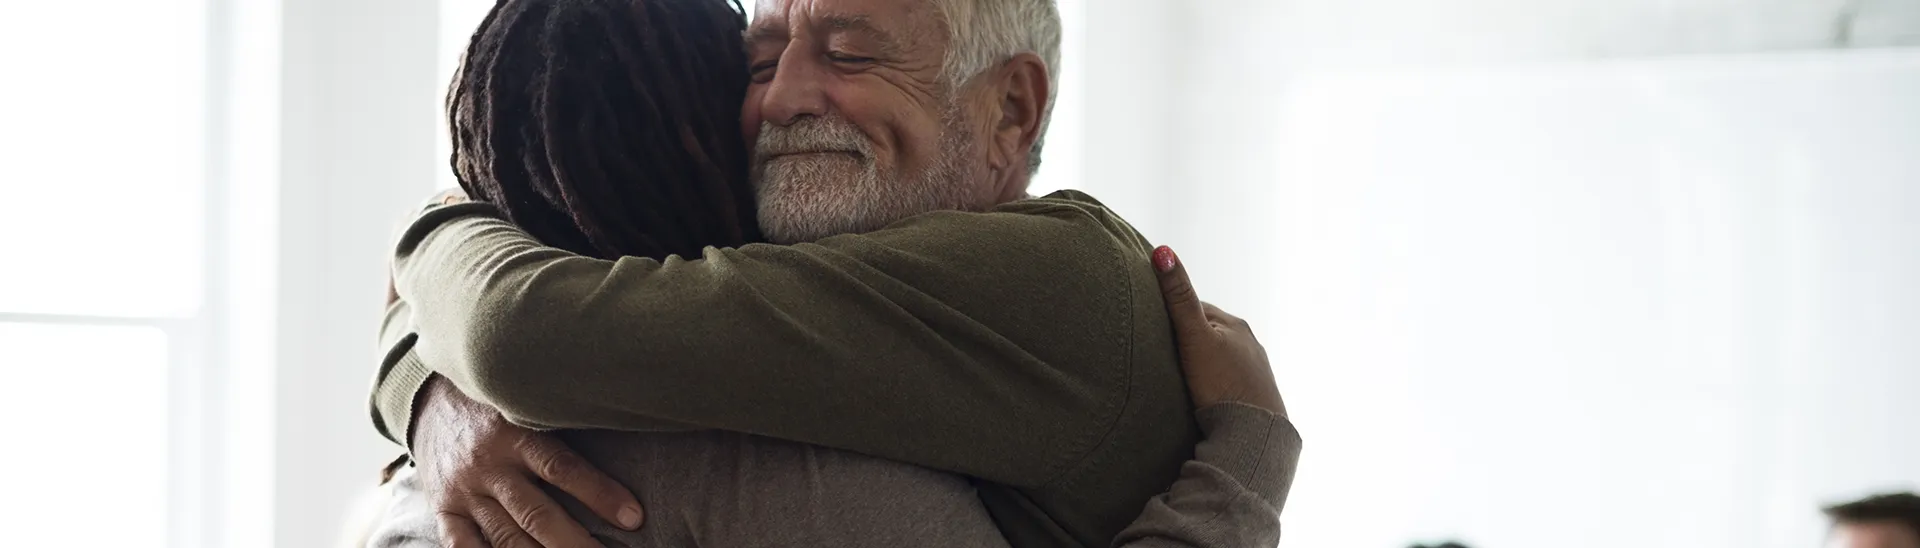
[433,186,471,206]
[1151,246,1286,415]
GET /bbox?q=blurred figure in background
[1824,493,1920,548]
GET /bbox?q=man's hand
[412,375,643,548]
[1151,246,1286,415]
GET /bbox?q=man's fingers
[470,497,544,548]
[437,511,489,548]
[1151,246,1210,341]
[518,433,644,530]
[488,474,599,548]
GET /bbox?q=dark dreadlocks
[447,0,761,260]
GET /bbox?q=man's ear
[988,52,1050,175]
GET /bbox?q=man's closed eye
[827,52,875,65]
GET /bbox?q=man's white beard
[750,107,979,244]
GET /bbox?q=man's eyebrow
[819,14,903,55]
[742,24,786,46]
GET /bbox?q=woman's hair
[448,0,760,260]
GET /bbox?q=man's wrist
[411,374,497,452]
[406,374,446,450]
[372,343,435,449]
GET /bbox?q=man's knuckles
[531,449,588,482]
[516,501,570,532]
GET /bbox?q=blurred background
[1,0,1916,546]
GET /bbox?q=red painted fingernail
[1152,246,1178,274]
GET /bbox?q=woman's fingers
[1153,246,1212,343]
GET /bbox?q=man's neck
[993,169,1034,204]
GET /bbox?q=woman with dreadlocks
[363,0,1299,546]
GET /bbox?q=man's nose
[758,52,829,126]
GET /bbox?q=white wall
[1258,49,1920,548]
[1068,1,1920,546]
[274,0,443,547]
[1258,0,1920,66]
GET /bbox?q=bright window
[1,323,171,545]
[0,0,208,318]
[0,2,215,547]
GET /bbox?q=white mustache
[753,116,874,162]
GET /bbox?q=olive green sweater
[372,191,1275,546]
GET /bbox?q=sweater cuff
[373,345,435,453]
[1192,402,1304,510]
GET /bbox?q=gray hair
[930,0,1061,174]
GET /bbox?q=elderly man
[365,0,1300,546]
